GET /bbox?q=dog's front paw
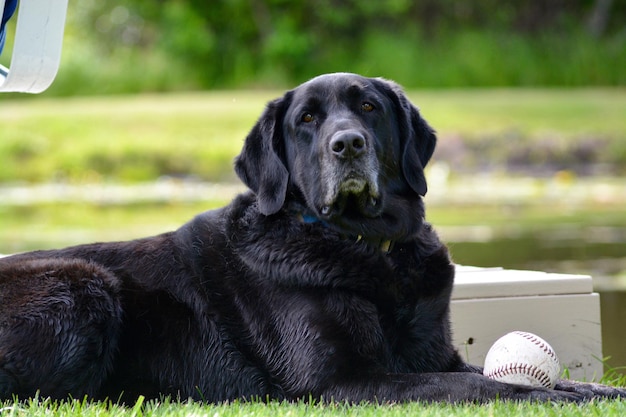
[554,379,626,400]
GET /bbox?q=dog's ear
[401,101,437,196]
[235,94,291,215]
[380,79,437,196]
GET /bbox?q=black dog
[0,73,623,403]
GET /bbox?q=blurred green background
[3,0,626,94]
[1,0,625,372]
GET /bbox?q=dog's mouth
[319,173,381,220]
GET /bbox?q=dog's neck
[295,212,393,254]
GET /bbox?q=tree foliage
[54,0,626,92]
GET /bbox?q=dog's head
[235,73,437,241]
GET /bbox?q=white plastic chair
[0,0,68,93]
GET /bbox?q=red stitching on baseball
[514,331,558,362]
[486,362,553,388]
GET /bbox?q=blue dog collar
[301,214,322,224]
[295,212,393,253]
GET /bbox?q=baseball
[483,331,560,389]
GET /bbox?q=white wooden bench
[0,0,68,93]
[452,265,603,381]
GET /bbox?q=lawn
[1,395,626,417]
[414,88,626,136]
[0,92,266,182]
[1,88,625,183]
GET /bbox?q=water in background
[599,291,626,374]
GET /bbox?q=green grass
[413,89,626,136]
[0,92,268,183]
[1,89,625,183]
[1,395,626,417]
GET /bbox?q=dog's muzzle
[319,130,381,220]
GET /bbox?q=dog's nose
[330,131,366,159]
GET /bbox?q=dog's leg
[314,372,592,403]
[0,258,122,399]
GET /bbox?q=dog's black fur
[0,73,624,403]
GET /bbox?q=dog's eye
[361,102,375,112]
[301,113,314,123]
